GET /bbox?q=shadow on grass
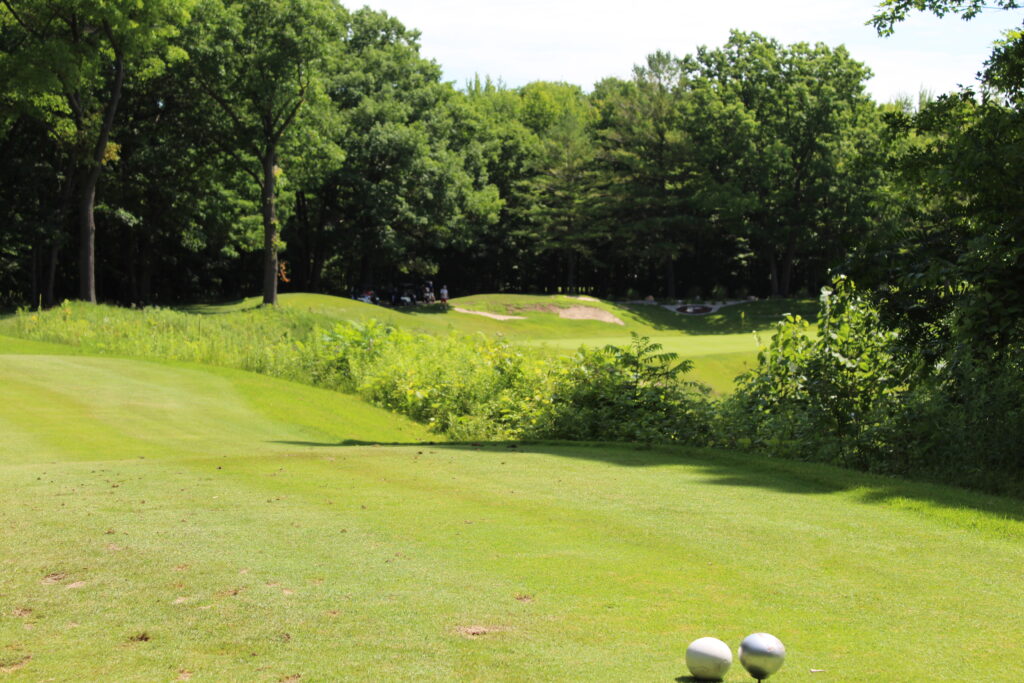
[178,299,261,315]
[264,436,1024,525]
[399,303,452,316]
[439,441,1024,526]
[269,440,443,448]
[621,300,819,335]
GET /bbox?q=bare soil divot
[456,625,505,638]
[0,655,32,673]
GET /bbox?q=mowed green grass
[187,293,816,394]
[2,339,1023,680]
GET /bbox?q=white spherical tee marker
[685,636,733,680]
[738,632,786,680]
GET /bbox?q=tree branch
[194,74,262,159]
[0,0,45,41]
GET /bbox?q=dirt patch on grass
[452,307,525,321]
[0,655,31,673]
[40,572,66,585]
[456,625,505,638]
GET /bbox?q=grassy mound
[1,338,1022,680]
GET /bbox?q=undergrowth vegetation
[720,276,1024,496]
[9,303,711,443]
[10,284,1023,495]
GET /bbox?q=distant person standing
[439,285,448,304]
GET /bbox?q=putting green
[526,334,762,394]
[2,348,1022,680]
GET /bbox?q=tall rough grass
[11,301,336,385]
[9,302,710,443]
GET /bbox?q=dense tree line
[719,0,1024,493]
[1,0,894,307]
[3,0,1024,492]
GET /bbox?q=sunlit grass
[1,341,1022,680]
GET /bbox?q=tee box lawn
[1,335,1023,680]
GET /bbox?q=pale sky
[360,0,1024,103]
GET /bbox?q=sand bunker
[454,303,624,325]
[453,307,525,321]
[557,305,624,325]
[517,304,624,325]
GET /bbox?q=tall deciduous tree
[872,0,1021,35]
[593,52,691,298]
[185,0,343,305]
[869,0,1024,359]
[514,81,597,293]
[681,31,879,296]
[284,8,500,293]
[450,78,541,293]
[0,0,193,303]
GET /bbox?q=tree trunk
[77,48,126,304]
[566,249,578,294]
[128,226,139,305]
[78,164,101,303]
[768,252,780,298]
[309,197,329,292]
[140,232,153,305]
[30,244,40,308]
[310,235,325,292]
[779,239,797,298]
[261,149,279,305]
[665,257,676,300]
[358,251,373,292]
[291,191,309,290]
[45,243,58,308]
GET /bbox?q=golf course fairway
[2,341,1022,680]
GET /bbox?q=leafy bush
[327,327,711,443]
[892,353,1024,494]
[525,334,711,443]
[721,276,1024,495]
[722,276,906,470]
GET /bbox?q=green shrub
[720,276,1024,495]
[722,276,906,470]
[527,334,710,443]
[893,354,1024,495]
